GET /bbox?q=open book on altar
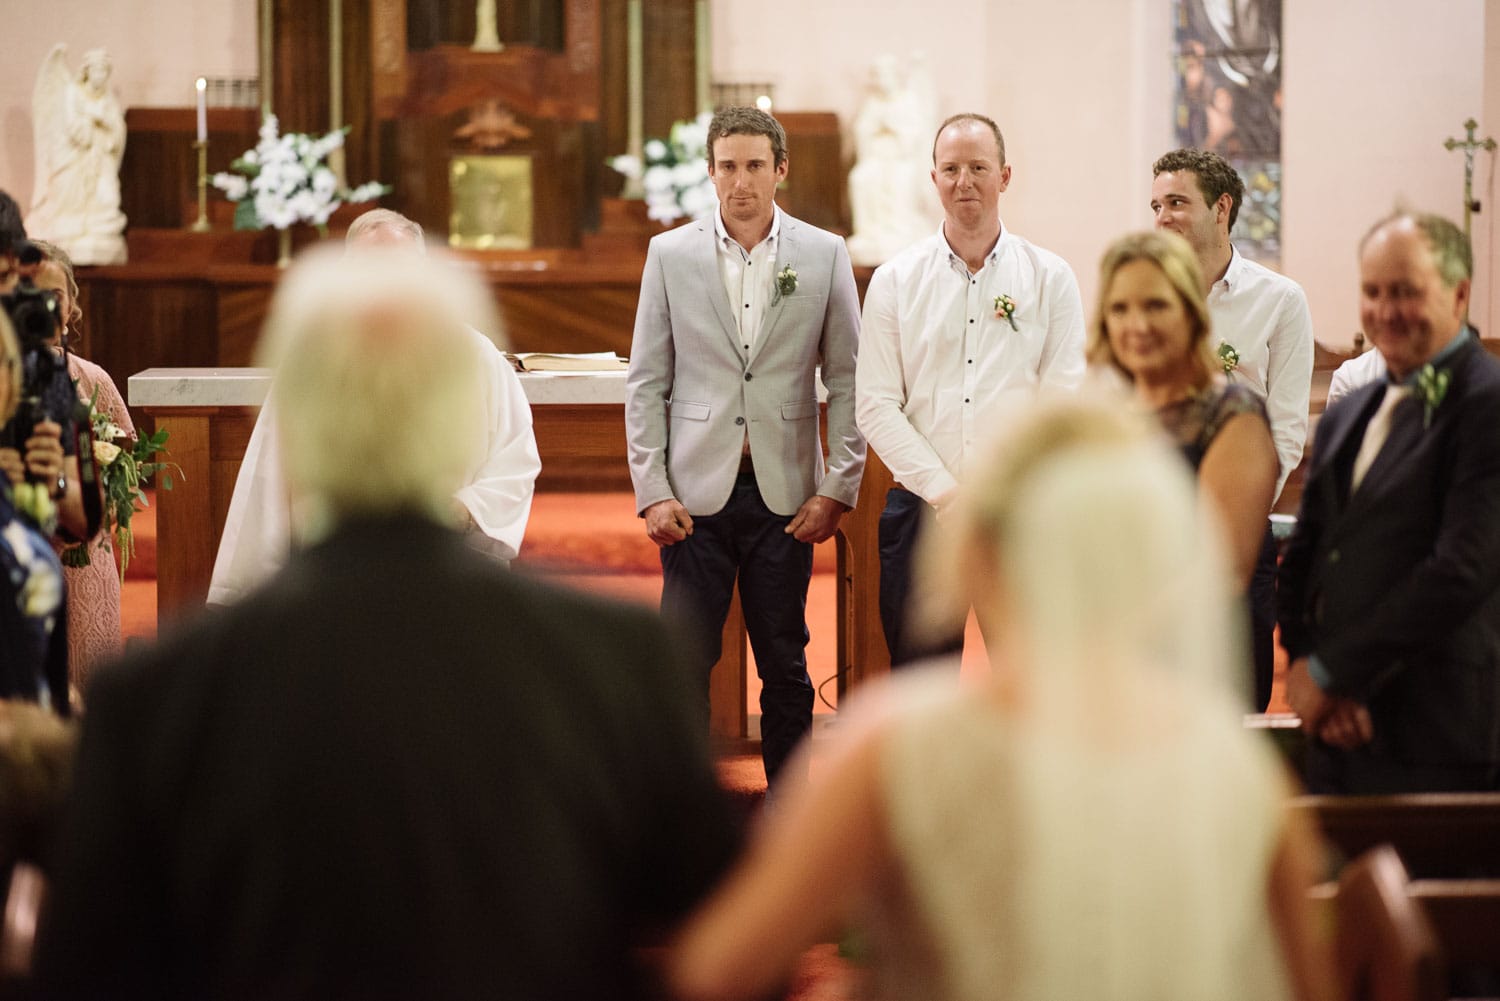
[507,351,629,373]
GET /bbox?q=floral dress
[1,481,69,709]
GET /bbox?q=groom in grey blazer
[625,107,865,786]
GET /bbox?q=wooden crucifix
[1443,118,1497,239]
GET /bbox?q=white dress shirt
[1207,247,1315,498]
[208,326,541,605]
[714,206,781,356]
[856,222,1087,502]
[1327,348,1387,407]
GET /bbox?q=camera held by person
[0,192,102,540]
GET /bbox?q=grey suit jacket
[625,210,865,517]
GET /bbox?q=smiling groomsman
[856,112,1086,666]
[625,107,865,788]
[1151,148,1314,709]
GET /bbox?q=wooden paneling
[405,0,564,51]
[641,0,699,138]
[778,113,847,235]
[120,109,260,230]
[273,0,331,136]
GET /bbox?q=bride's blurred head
[916,399,1240,704]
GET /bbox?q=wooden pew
[1311,845,1445,1001]
[1405,878,1500,968]
[1290,793,1500,877]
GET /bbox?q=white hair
[345,208,424,248]
[255,244,497,529]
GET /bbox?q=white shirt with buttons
[856,222,1087,502]
[714,206,781,357]
[1208,245,1315,499]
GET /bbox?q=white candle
[195,77,207,142]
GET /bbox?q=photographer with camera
[0,295,69,709]
[0,191,96,551]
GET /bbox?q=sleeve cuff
[1306,654,1333,691]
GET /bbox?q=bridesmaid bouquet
[59,391,180,582]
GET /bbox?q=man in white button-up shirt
[1151,148,1314,708]
[856,113,1086,666]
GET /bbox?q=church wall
[1,1,1492,349]
[1282,0,1487,348]
[1475,0,1500,338]
[0,0,257,211]
[714,0,1491,350]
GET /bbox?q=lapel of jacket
[693,219,742,350]
[747,216,800,369]
[1309,380,1383,511]
[1339,390,1424,520]
[1341,337,1476,518]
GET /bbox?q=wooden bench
[1311,845,1445,1001]
[1290,793,1500,877]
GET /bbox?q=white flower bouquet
[60,391,181,582]
[609,112,717,224]
[212,115,388,232]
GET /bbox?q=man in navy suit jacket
[1278,212,1500,793]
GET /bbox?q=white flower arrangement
[609,112,717,225]
[212,115,389,232]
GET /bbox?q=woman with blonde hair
[667,398,1331,1001]
[31,240,135,691]
[1090,230,1279,709]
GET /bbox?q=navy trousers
[878,487,965,668]
[660,472,814,785]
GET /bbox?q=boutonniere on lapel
[772,264,798,306]
[1217,341,1240,378]
[993,294,1019,331]
[1415,363,1451,428]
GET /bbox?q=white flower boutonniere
[993,294,1019,331]
[1217,341,1240,377]
[773,264,798,306]
[1415,363,1451,428]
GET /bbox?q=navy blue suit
[1278,333,1500,792]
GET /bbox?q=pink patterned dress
[54,354,134,691]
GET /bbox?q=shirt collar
[714,205,782,255]
[941,218,1007,277]
[1391,326,1473,386]
[1213,244,1246,290]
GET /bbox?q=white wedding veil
[896,399,1289,1000]
[894,396,1296,996]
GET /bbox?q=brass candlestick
[191,139,211,232]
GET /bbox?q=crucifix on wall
[1444,118,1497,240]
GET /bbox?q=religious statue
[472,0,503,52]
[846,53,939,267]
[28,45,128,266]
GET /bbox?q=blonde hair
[916,398,1240,705]
[255,244,496,528]
[1088,231,1214,389]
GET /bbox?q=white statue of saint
[28,45,128,266]
[846,53,939,268]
